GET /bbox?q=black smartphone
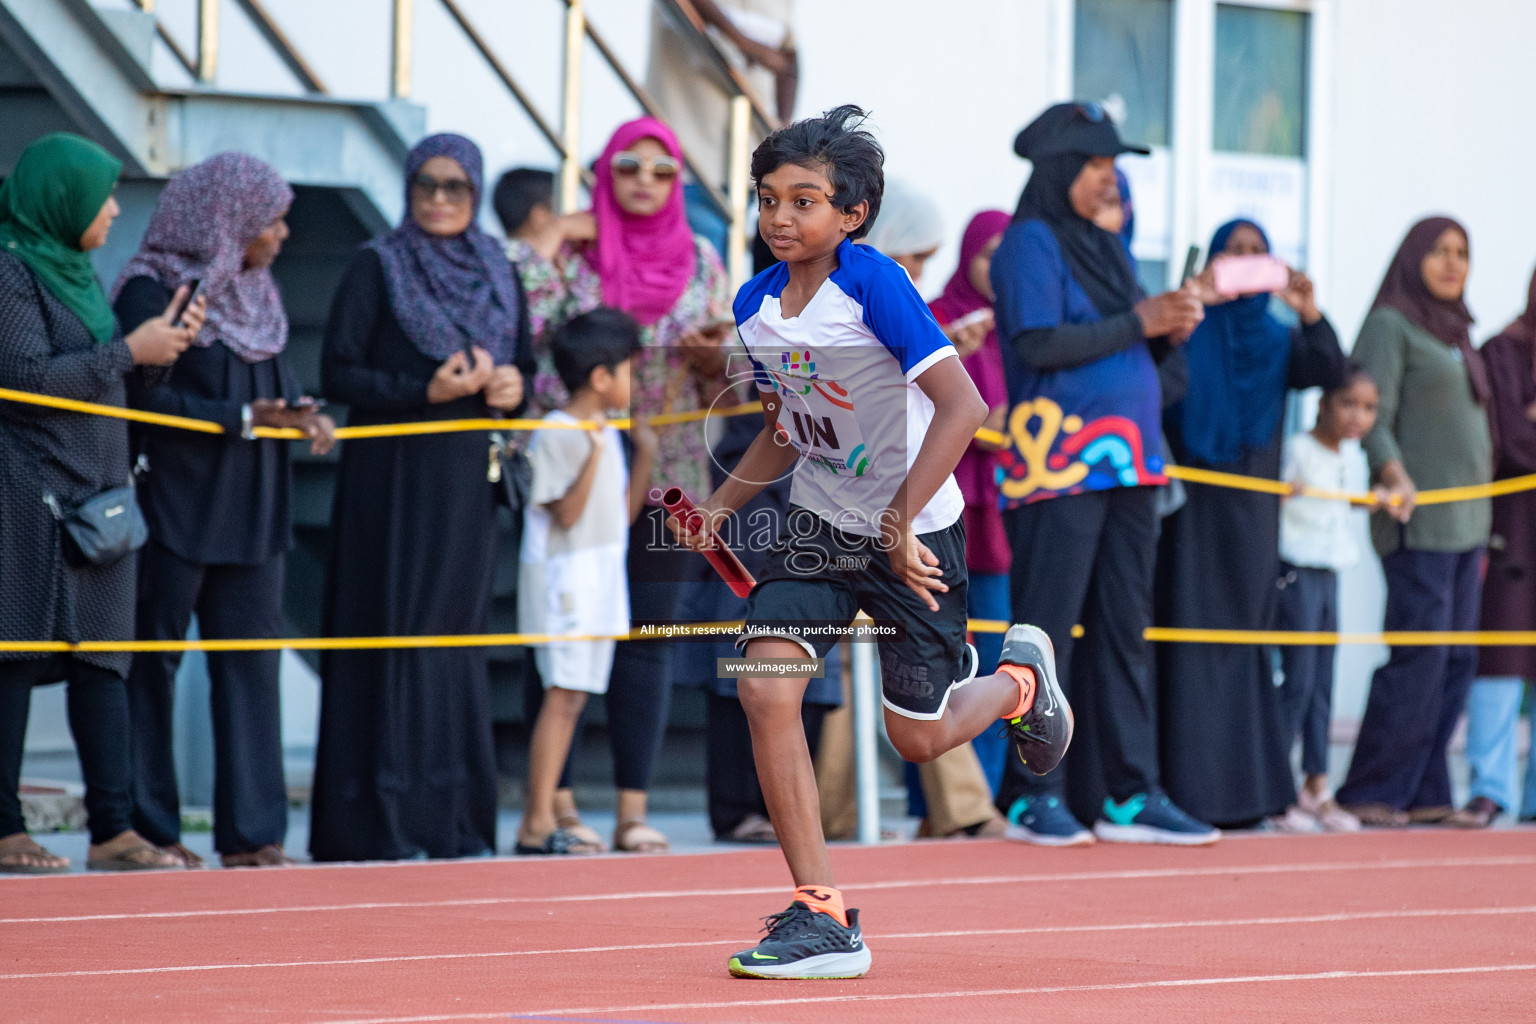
[1180,246,1202,284]
[169,278,201,327]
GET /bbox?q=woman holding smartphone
[1156,218,1345,829]
[0,133,202,872]
[511,116,731,854]
[113,153,334,868]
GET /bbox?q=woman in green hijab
[0,132,205,873]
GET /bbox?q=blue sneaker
[1094,790,1219,846]
[1003,794,1094,847]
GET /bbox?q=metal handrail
[420,0,761,281]
[130,0,774,285]
[196,0,216,81]
[563,3,732,223]
[231,0,327,93]
[128,0,197,80]
[436,0,563,159]
[652,0,778,136]
[131,0,325,94]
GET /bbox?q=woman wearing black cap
[989,102,1217,846]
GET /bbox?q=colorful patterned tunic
[509,236,730,505]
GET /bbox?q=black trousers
[126,541,287,854]
[994,487,1161,823]
[1276,564,1338,779]
[0,656,134,844]
[1338,545,1483,811]
[706,692,828,839]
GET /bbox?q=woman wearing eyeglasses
[510,116,731,855]
[309,134,536,862]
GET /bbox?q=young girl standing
[1274,364,1383,831]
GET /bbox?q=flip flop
[725,813,777,844]
[87,841,183,872]
[613,819,670,854]
[0,834,69,874]
[221,844,299,868]
[164,842,206,868]
[515,827,593,856]
[555,815,608,854]
[1341,803,1409,828]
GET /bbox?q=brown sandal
[163,842,205,868]
[725,813,777,844]
[221,844,298,868]
[613,819,670,853]
[1342,803,1410,828]
[0,832,69,874]
[87,839,183,872]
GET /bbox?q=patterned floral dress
[509,236,730,505]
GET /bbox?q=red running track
[3,829,1535,1023]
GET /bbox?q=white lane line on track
[5,904,1534,981]
[4,853,1534,925]
[305,964,1536,1024]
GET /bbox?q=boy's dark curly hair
[750,104,885,240]
[552,306,641,394]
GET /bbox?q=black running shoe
[998,624,1073,776]
[727,901,871,979]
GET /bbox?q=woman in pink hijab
[510,116,731,856]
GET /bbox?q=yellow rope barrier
[5,386,1522,506]
[0,387,748,441]
[0,621,750,655]
[9,621,1532,654]
[1145,627,1536,647]
[3,389,1531,652]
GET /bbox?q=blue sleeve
[733,263,782,326]
[991,220,1069,340]
[748,350,774,393]
[858,261,955,380]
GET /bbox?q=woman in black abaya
[1156,219,1344,828]
[310,135,534,861]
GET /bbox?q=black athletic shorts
[736,506,975,720]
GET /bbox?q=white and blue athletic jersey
[734,237,964,538]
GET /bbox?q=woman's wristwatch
[240,402,256,440]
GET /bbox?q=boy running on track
[671,105,1074,980]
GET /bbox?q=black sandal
[515,827,586,855]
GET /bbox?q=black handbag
[489,431,532,512]
[45,484,149,567]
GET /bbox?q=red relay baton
[661,487,756,599]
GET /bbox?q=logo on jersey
[764,350,869,477]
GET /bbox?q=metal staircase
[3,0,778,789]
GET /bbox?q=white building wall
[1317,0,1536,717]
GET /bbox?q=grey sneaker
[998,624,1073,776]
[727,901,871,979]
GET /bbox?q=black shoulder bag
[489,431,532,512]
[44,479,149,567]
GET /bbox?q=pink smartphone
[1212,254,1290,295]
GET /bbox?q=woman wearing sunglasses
[511,116,731,855]
[310,134,536,863]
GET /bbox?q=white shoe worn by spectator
[1297,788,1362,832]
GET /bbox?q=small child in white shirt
[516,308,655,855]
[1275,363,1383,832]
